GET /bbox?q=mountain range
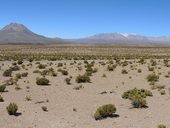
[0,23,170,45]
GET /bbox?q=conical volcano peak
[1,23,30,32]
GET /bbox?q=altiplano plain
[0,45,170,128]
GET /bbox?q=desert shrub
[28,58,33,62]
[148,66,154,71]
[65,78,71,85]
[138,69,142,73]
[10,66,20,71]
[157,85,165,91]
[147,73,159,82]
[157,124,167,128]
[138,58,145,64]
[50,72,57,77]
[94,104,116,120]
[107,64,116,71]
[150,59,157,66]
[38,64,46,69]
[12,62,17,65]
[41,106,48,111]
[5,78,17,85]
[0,95,4,102]
[21,72,28,77]
[33,70,41,74]
[73,85,84,90]
[25,96,32,101]
[58,69,68,75]
[6,103,18,115]
[17,60,23,65]
[0,84,6,92]
[160,90,166,95]
[121,61,128,67]
[164,74,169,78]
[76,74,90,83]
[3,69,12,77]
[85,65,97,76]
[122,88,152,108]
[121,69,128,74]
[15,85,21,90]
[41,70,49,76]
[57,63,63,67]
[86,64,93,76]
[36,77,50,85]
[122,88,152,99]
[61,70,68,75]
[131,96,147,108]
[102,74,106,77]
[16,73,22,79]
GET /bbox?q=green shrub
[138,58,145,64]
[160,90,166,95]
[25,96,32,101]
[76,74,90,83]
[94,104,116,120]
[122,88,152,99]
[16,73,22,79]
[36,77,50,85]
[157,124,167,128]
[0,95,4,102]
[17,60,23,65]
[121,69,128,74]
[6,103,18,115]
[148,66,154,71]
[147,73,159,82]
[58,69,68,75]
[57,63,63,67]
[3,69,12,77]
[21,72,28,77]
[10,66,20,71]
[131,96,147,108]
[38,64,46,69]
[122,88,152,108]
[41,70,49,76]
[61,70,68,75]
[33,70,41,74]
[137,69,142,73]
[65,78,71,85]
[0,84,6,92]
[107,65,116,71]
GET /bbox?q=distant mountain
[69,33,170,44]
[0,23,63,44]
[1,23,170,45]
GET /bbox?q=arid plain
[0,44,170,128]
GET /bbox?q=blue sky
[0,0,170,38]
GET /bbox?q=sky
[0,0,170,38]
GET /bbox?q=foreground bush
[122,88,152,99]
[0,84,6,92]
[122,88,152,108]
[76,74,90,83]
[36,77,50,85]
[131,96,147,108]
[94,104,117,120]
[6,103,18,115]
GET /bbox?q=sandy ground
[0,59,170,128]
